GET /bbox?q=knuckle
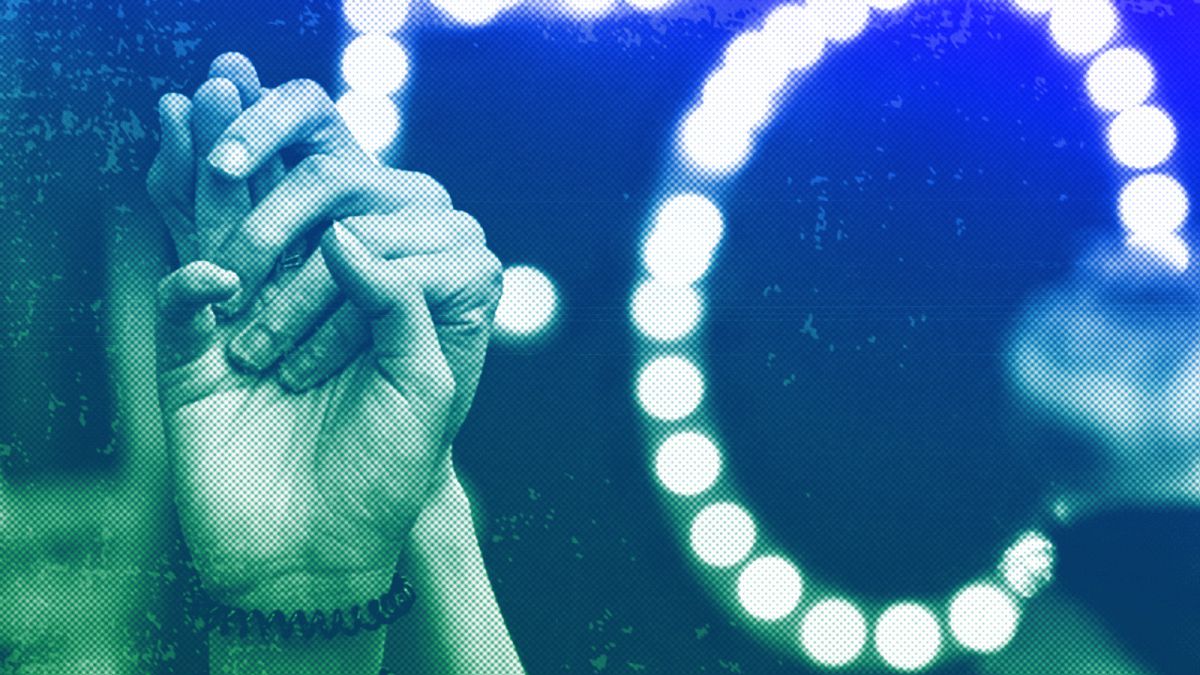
[394,170,451,211]
[447,210,487,247]
[294,153,335,181]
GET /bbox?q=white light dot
[1119,173,1190,238]
[344,0,410,33]
[760,4,828,73]
[336,91,399,153]
[1010,0,1053,16]
[560,0,617,18]
[432,0,518,26]
[1049,0,1117,57]
[1127,233,1190,271]
[690,502,756,568]
[948,583,1021,653]
[807,0,870,43]
[643,194,725,285]
[494,266,559,337]
[1086,48,1155,112]
[1107,106,1176,169]
[999,531,1055,599]
[342,35,409,96]
[679,105,754,176]
[655,432,722,496]
[875,603,942,671]
[633,279,703,341]
[626,0,678,10]
[868,0,911,10]
[637,356,704,420]
[737,556,803,621]
[800,599,868,667]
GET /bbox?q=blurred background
[1,1,1198,673]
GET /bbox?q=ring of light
[633,1,1186,671]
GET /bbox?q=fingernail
[213,288,244,318]
[229,324,289,372]
[208,140,249,177]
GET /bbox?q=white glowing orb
[1107,106,1176,170]
[868,0,911,10]
[699,68,786,135]
[690,502,756,568]
[637,356,705,420]
[948,583,1020,653]
[560,0,617,19]
[632,279,703,341]
[432,0,518,26]
[875,603,942,671]
[1010,0,1053,16]
[800,599,868,667]
[999,531,1055,599]
[760,4,827,73]
[679,105,754,176]
[336,91,400,153]
[643,193,725,285]
[737,556,803,621]
[1049,0,1117,57]
[1119,173,1190,238]
[655,432,722,496]
[1087,48,1155,112]
[807,0,870,43]
[1128,233,1190,271]
[343,0,410,33]
[342,34,409,96]
[626,0,678,10]
[494,266,559,337]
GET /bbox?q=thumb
[157,261,240,371]
[321,222,456,424]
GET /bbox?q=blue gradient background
[1,1,1198,673]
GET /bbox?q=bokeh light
[679,105,754,176]
[432,0,519,26]
[1086,48,1155,112]
[343,0,410,33]
[655,432,721,496]
[807,0,870,43]
[632,278,703,341]
[341,34,410,95]
[999,531,1055,599]
[1048,0,1117,57]
[1107,106,1176,169]
[737,556,803,621]
[336,90,400,153]
[690,502,756,568]
[948,583,1020,653]
[494,265,559,338]
[643,193,725,285]
[637,356,705,420]
[800,599,868,667]
[874,603,942,671]
[1119,173,1190,238]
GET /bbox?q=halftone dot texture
[1,1,1197,674]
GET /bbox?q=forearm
[384,460,525,675]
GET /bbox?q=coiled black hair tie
[201,573,415,642]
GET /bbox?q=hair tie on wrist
[200,572,415,641]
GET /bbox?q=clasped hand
[147,54,502,613]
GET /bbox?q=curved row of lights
[635,0,1187,671]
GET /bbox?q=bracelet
[200,572,416,642]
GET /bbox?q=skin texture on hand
[156,220,500,611]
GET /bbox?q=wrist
[202,571,415,642]
[218,568,398,613]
